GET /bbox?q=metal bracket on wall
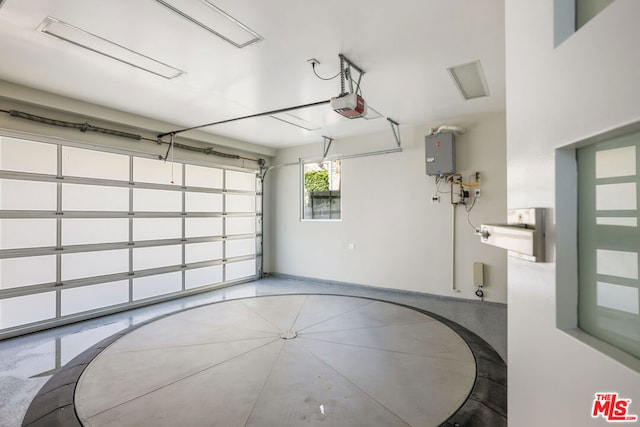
[479,208,546,262]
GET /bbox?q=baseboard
[264,272,507,308]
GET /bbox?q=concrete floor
[75,295,476,426]
[0,276,507,427]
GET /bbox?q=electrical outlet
[431,195,440,203]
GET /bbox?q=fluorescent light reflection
[154,0,263,48]
[271,113,321,131]
[38,17,184,79]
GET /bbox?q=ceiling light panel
[154,0,263,48]
[447,60,490,100]
[38,17,184,79]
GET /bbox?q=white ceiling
[0,0,505,149]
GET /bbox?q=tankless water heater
[425,132,455,176]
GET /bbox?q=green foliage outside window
[304,169,329,192]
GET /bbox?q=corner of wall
[265,111,508,303]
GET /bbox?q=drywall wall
[506,1,640,426]
[0,80,273,169]
[267,111,507,303]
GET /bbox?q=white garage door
[0,133,260,339]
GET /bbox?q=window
[302,159,341,220]
[554,0,616,46]
[576,130,640,359]
[576,0,615,30]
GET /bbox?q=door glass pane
[133,272,182,300]
[63,184,129,211]
[0,255,56,289]
[62,249,129,281]
[226,194,255,212]
[63,218,129,246]
[596,145,635,178]
[185,217,222,238]
[0,292,56,329]
[596,183,636,211]
[226,260,256,281]
[133,189,181,212]
[62,146,129,180]
[185,164,223,188]
[225,170,255,191]
[185,241,223,264]
[133,157,182,185]
[597,282,640,314]
[186,265,222,289]
[596,217,637,227]
[133,218,182,241]
[578,130,640,359]
[186,265,223,289]
[133,245,181,271]
[226,217,255,235]
[61,281,129,315]
[226,238,255,257]
[596,249,638,279]
[0,180,57,210]
[185,192,222,212]
[0,137,57,174]
[0,219,56,249]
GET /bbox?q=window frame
[300,157,342,222]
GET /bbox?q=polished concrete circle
[74,295,476,427]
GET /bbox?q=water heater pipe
[427,125,467,136]
[452,204,460,292]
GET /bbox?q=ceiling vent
[447,60,490,100]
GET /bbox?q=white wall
[268,111,507,303]
[506,1,640,426]
[0,80,274,168]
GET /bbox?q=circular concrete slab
[73,295,476,427]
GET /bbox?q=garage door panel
[0,135,258,338]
